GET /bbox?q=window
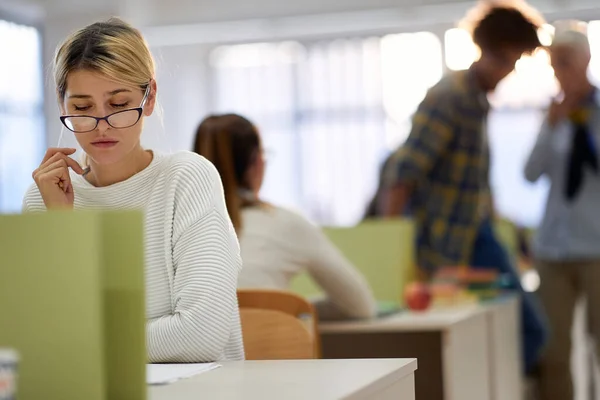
[589,20,600,85]
[210,33,443,225]
[444,28,478,71]
[0,20,44,213]
[209,22,600,228]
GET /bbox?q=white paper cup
[0,349,18,400]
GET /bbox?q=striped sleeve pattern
[146,155,244,363]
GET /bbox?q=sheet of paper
[147,363,221,385]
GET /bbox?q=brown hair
[464,3,544,54]
[194,114,261,231]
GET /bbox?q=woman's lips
[91,140,118,148]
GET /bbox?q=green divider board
[101,211,146,400]
[291,218,415,306]
[0,211,106,400]
[0,210,147,400]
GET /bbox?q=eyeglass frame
[59,83,151,133]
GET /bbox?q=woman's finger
[38,152,84,175]
[41,148,77,164]
[35,159,72,190]
[63,156,85,175]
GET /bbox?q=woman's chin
[86,150,126,166]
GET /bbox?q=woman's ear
[144,79,158,117]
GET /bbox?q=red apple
[404,282,432,312]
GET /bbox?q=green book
[0,210,146,400]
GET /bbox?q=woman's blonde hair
[54,17,155,101]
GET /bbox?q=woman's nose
[96,118,111,133]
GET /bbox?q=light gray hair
[551,22,590,55]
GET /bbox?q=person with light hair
[524,23,600,400]
[22,18,245,363]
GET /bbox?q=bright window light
[538,24,555,47]
[589,20,600,85]
[210,41,304,68]
[444,28,479,71]
[381,32,443,148]
[0,20,45,213]
[490,48,558,109]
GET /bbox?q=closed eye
[111,102,130,109]
[74,105,91,111]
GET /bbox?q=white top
[238,207,376,320]
[22,151,245,363]
[149,359,418,400]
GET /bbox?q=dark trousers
[470,219,549,373]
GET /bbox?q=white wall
[142,44,211,153]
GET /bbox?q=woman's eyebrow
[107,88,132,96]
[68,94,92,99]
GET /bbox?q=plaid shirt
[383,69,491,273]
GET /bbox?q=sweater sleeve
[22,184,46,212]
[146,154,244,363]
[292,214,377,320]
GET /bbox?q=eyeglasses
[59,84,151,133]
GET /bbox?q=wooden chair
[237,289,321,359]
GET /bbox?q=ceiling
[2,0,599,28]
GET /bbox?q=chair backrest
[237,289,321,359]
[239,308,314,360]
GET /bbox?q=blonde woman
[22,18,244,363]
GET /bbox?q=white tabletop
[319,305,485,333]
[149,358,417,400]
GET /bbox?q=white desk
[319,295,522,400]
[150,359,417,400]
[480,296,523,400]
[320,304,486,333]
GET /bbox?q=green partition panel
[0,211,146,400]
[0,212,106,400]
[101,212,146,400]
[291,218,415,306]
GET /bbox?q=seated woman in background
[194,114,377,321]
[23,18,244,363]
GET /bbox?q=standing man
[381,4,548,373]
[525,27,600,400]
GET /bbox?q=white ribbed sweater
[22,151,245,363]
[238,207,377,321]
